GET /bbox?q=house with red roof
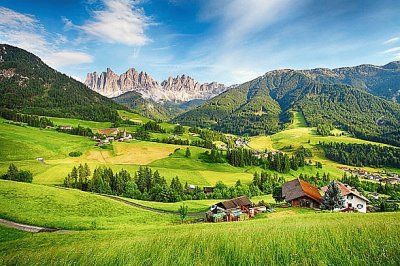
[282,178,322,209]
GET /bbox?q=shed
[215,196,252,210]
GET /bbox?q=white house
[321,182,369,213]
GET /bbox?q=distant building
[321,182,369,213]
[281,178,322,209]
[59,125,72,130]
[203,186,214,194]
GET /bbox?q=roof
[321,182,369,202]
[282,178,322,202]
[97,128,119,135]
[216,196,252,210]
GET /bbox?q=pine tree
[185,147,191,158]
[322,181,345,211]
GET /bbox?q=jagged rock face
[85,68,226,102]
[85,68,161,99]
[160,75,226,102]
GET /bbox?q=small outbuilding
[282,178,322,209]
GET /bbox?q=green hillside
[0,44,124,122]
[1,180,400,265]
[113,91,173,121]
[301,61,400,102]
[174,70,400,146]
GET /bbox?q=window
[347,195,353,200]
[357,204,363,209]
[348,203,352,208]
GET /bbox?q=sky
[0,0,400,85]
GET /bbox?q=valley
[1,44,400,265]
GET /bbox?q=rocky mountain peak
[85,68,226,102]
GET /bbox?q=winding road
[0,218,72,233]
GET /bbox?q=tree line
[1,164,33,183]
[226,148,310,173]
[321,142,400,168]
[57,125,94,137]
[63,165,287,202]
[0,108,54,128]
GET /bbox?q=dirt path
[0,218,73,233]
[102,195,206,217]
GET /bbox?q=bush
[69,151,83,157]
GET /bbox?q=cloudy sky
[0,0,400,85]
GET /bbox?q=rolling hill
[174,70,400,146]
[0,44,124,122]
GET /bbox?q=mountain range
[85,68,226,102]
[1,44,400,146]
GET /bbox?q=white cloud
[201,0,295,42]
[71,75,83,82]
[384,37,399,45]
[382,47,400,54]
[68,0,152,46]
[44,51,94,68]
[0,7,93,68]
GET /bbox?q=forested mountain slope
[174,70,400,146]
[113,91,173,121]
[0,44,123,121]
[300,61,400,102]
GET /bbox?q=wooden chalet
[206,196,254,223]
[215,196,252,210]
[282,178,322,209]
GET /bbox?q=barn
[282,178,322,209]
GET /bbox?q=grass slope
[0,180,176,230]
[1,210,399,265]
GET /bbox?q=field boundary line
[0,218,74,233]
[101,194,206,217]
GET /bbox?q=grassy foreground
[1,212,400,265]
[1,180,400,265]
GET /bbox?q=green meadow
[1,110,400,265]
[1,179,399,266]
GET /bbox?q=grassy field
[1,208,399,265]
[118,110,151,124]
[0,120,94,161]
[47,116,112,129]
[0,180,176,230]
[1,179,400,265]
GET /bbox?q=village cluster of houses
[339,167,400,185]
[94,128,132,146]
[205,178,371,223]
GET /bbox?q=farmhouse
[282,178,322,209]
[206,196,258,222]
[215,196,252,210]
[321,182,369,213]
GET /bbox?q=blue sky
[0,0,400,85]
